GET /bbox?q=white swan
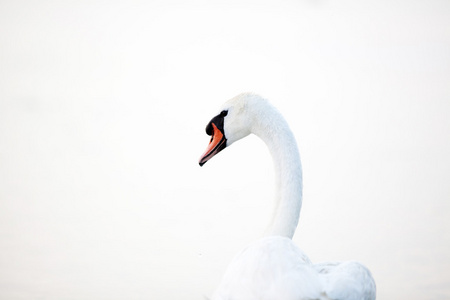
[199,93,376,300]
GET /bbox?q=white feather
[202,93,376,300]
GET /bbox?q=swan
[198,93,376,300]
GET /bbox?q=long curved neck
[252,104,302,239]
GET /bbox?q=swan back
[212,237,323,300]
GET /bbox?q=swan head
[199,93,263,166]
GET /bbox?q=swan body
[199,93,376,300]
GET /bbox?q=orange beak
[199,123,227,166]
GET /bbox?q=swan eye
[205,110,227,136]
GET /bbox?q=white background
[1,0,449,299]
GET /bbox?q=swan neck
[252,106,302,239]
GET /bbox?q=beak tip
[199,158,206,167]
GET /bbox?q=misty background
[1,0,449,299]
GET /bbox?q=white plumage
[199,93,376,300]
